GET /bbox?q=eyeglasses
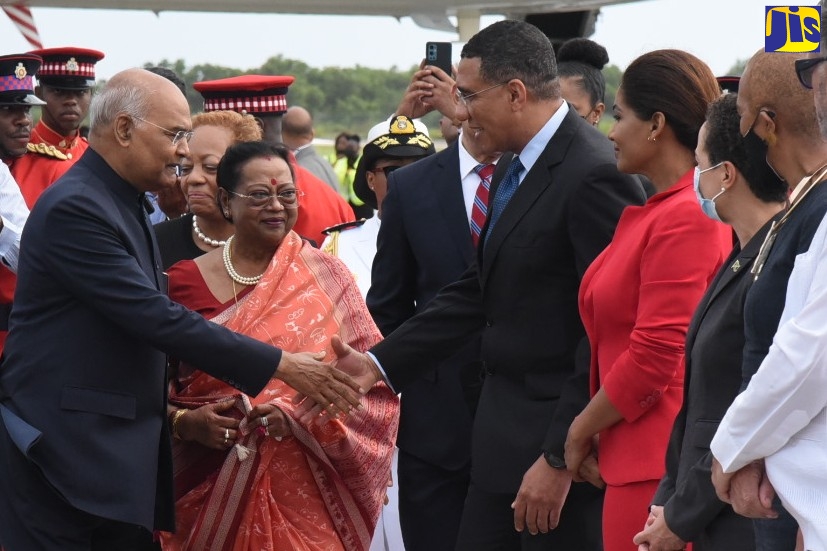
[370,165,402,177]
[455,82,507,106]
[229,188,303,208]
[132,116,194,145]
[795,56,827,89]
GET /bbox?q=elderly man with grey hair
[0,68,364,551]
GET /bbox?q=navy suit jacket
[371,108,646,492]
[367,140,479,470]
[0,149,280,531]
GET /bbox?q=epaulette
[27,142,69,161]
[322,218,366,235]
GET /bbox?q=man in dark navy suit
[325,20,646,550]
[0,68,362,551]
[366,64,499,551]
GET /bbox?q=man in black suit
[0,68,362,551]
[368,70,499,549]
[323,20,646,550]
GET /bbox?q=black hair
[705,93,787,203]
[217,141,294,194]
[557,38,608,108]
[145,66,186,95]
[461,20,559,100]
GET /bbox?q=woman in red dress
[563,50,733,551]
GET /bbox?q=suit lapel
[481,110,577,279]
[434,142,476,265]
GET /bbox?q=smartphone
[425,41,452,78]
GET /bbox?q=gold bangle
[170,409,188,440]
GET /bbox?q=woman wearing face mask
[707,50,827,551]
[562,50,733,551]
[557,37,608,127]
[633,92,787,551]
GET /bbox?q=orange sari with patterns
[160,231,399,551]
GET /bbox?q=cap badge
[65,57,79,72]
[14,63,27,80]
[389,116,415,135]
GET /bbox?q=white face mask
[693,163,725,222]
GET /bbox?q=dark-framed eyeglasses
[132,116,194,145]
[229,188,304,209]
[370,165,403,178]
[795,56,827,89]
[454,81,508,106]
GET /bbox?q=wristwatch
[543,450,567,470]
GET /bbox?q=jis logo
[766,6,821,52]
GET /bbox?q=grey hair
[88,82,150,132]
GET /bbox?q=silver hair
[88,81,150,131]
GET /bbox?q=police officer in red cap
[193,75,354,245]
[11,47,104,208]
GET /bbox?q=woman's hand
[178,400,239,449]
[248,404,292,441]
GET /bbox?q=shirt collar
[516,101,569,179]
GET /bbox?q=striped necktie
[470,163,495,246]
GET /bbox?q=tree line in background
[137,55,746,141]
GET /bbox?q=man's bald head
[87,68,192,192]
[282,106,314,149]
[740,50,819,140]
[89,69,188,137]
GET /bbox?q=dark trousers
[0,419,154,551]
[398,449,471,551]
[753,498,798,551]
[455,479,604,551]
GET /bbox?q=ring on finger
[260,416,269,428]
[224,428,230,443]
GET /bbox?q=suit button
[485,320,492,327]
[639,400,647,408]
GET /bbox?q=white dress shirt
[0,163,29,273]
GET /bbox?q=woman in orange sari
[160,141,399,551]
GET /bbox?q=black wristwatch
[543,450,567,470]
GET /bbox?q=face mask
[694,163,725,222]
[742,110,787,194]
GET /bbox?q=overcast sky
[1,0,769,79]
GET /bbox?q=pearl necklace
[192,215,227,247]
[222,236,264,286]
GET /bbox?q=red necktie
[471,163,495,246]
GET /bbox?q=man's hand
[292,336,384,424]
[712,458,777,518]
[511,455,572,535]
[632,505,686,551]
[275,349,364,419]
[396,64,457,121]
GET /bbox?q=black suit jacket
[371,108,646,492]
[367,141,479,470]
[0,149,280,531]
[651,218,777,548]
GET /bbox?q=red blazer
[578,169,732,485]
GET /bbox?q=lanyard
[751,162,827,280]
